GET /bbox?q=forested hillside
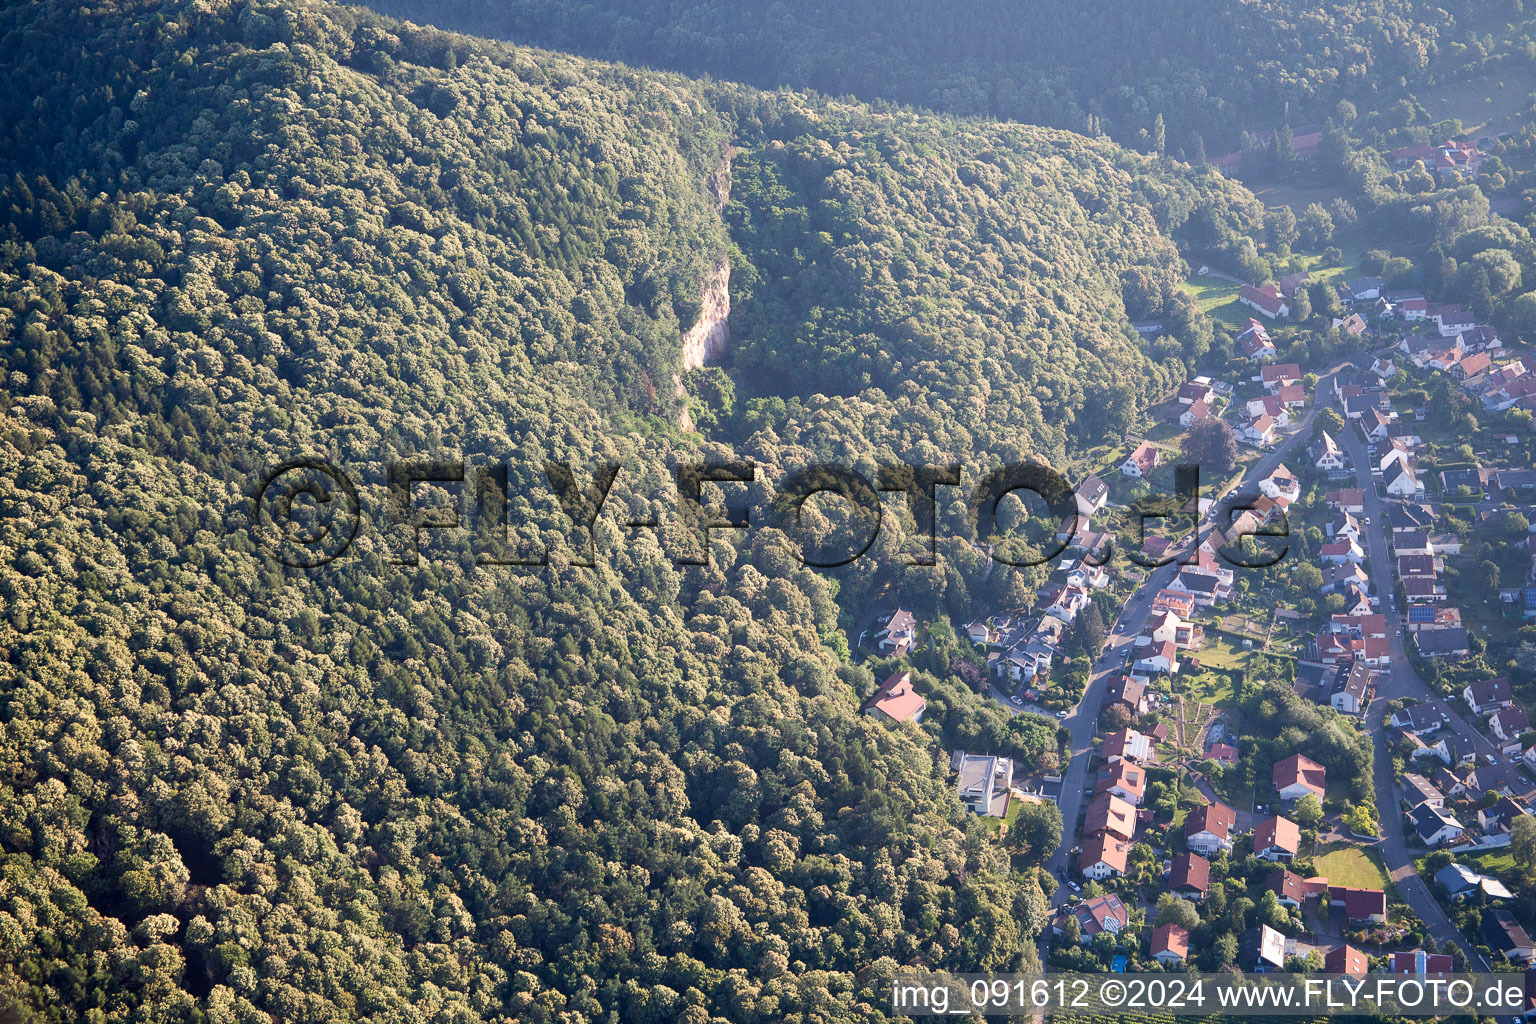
[364,0,1533,152]
[0,1,1257,1021]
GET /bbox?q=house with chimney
[862,670,926,723]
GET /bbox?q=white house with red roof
[1120,441,1161,478]
[1237,318,1277,359]
[1253,814,1301,862]
[1273,754,1326,801]
[1239,283,1290,320]
[1260,363,1302,391]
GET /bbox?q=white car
[1056,709,1069,719]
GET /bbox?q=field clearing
[1314,843,1389,890]
[1180,274,1246,327]
[1413,69,1536,137]
[1248,183,1347,217]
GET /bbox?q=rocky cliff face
[676,153,733,430]
[680,254,731,371]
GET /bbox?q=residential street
[1042,403,1318,902]
[1329,378,1497,968]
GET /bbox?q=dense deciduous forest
[363,0,1534,151]
[0,1,1273,1021]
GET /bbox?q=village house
[1260,362,1302,392]
[1241,924,1289,972]
[1038,583,1090,624]
[1168,852,1210,901]
[1184,803,1237,856]
[1435,862,1514,901]
[1079,833,1129,880]
[1326,945,1370,978]
[1120,441,1161,479]
[1327,509,1363,544]
[861,670,926,723]
[1075,472,1110,517]
[1321,562,1369,593]
[1326,488,1366,514]
[1410,802,1465,847]
[1083,792,1137,842]
[1257,464,1300,502]
[1253,814,1301,862]
[1178,378,1214,405]
[1133,638,1180,675]
[1070,894,1128,943]
[1096,760,1147,806]
[1332,662,1372,715]
[1274,753,1326,801]
[869,608,916,655]
[1482,911,1535,964]
[1267,867,1307,909]
[1179,398,1214,427]
[1320,537,1365,565]
[1391,702,1446,735]
[1245,393,1291,426]
[1415,627,1470,660]
[1402,578,1447,603]
[1400,772,1444,808]
[1241,414,1277,447]
[1105,675,1149,718]
[1384,459,1423,498]
[1390,950,1454,976]
[953,751,1014,817]
[1332,312,1368,336]
[1330,886,1388,925]
[1238,318,1277,359]
[1477,796,1526,835]
[1151,923,1189,966]
[1468,760,1536,802]
[1464,677,1513,715]
[1063,559,1109,590]
[1491,705,1529,745]
[1239,283,1291,320]
[1312,431,1348,476]
[1100,728,1153,764]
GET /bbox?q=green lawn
[1180,274,1246,327]
[1461,847,1517,877]
[1175,669,1236,708]
[1191,634,1250,673]
[1315,844,1390,890]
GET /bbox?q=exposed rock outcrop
[680,255,731,372]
